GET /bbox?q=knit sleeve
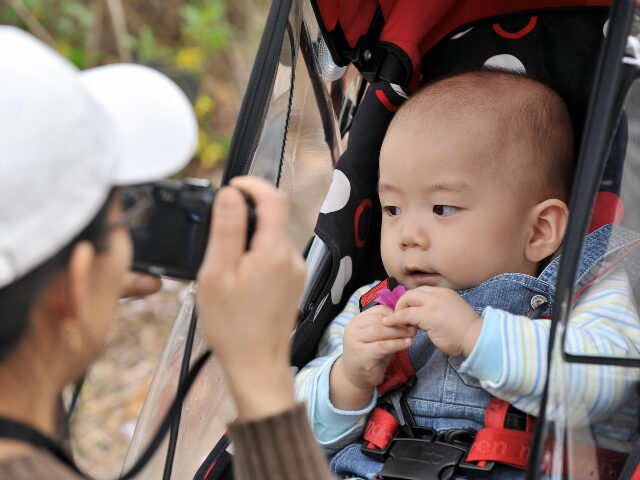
[228,403,336,480]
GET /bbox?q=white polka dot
[483,54,526,74]
[331,256,352,304]
[451,27,474,40]
[320,170,351,214]
[603,19,609,38]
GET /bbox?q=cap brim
[80,64,198,185]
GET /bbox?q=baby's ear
[524,199,569,263]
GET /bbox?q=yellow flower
[194,95,215,119]
[200,142,225,169]
[175,46,204,72]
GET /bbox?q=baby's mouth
[406,268,441,286]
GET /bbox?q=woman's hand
[196,176,307,420]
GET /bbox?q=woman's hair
[0,190,115,361]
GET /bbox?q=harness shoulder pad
[360,277,398,311]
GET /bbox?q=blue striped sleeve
[460,308,504,383]
[467,267,640,423]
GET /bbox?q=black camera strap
[0,348,212,480]
[0,416,82,474]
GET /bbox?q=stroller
[123,1,640,479]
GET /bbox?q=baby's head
[378,70,574,290]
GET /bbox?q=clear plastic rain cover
[537,23,640,480]
[121,0,357,477]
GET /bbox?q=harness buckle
[361,423,437,462]
[386,375,416,437]
[378,439,463,480]
[377,437,487,480]
[362,426,495,479]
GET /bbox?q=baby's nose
[400,223,429,250]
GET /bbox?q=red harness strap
[467,399,628,478]
[629,460,640,480]
[466,398,534,470]
[363,349,415,450]
[359,278,396,310]
[363,407,399,450]
[378,350,414,396]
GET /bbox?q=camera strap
[0,416,82,474]
[0,349,212,480]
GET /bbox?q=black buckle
[378,438,465,480]
[386,376,416,437]
[363,427,495,479]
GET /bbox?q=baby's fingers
[355,305,394,325]
[394,287,432,311]
[358,323,416,343]
[383,308,424,329]
[372,337,414,356]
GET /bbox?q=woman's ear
[37,241,95,330]
[65,241,96,321]
[524,199,569,263]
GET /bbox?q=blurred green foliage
[1,0,268,175]
[2,0,96,67]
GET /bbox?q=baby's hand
[330,305,416,410]
[385,287,482,357]
[342,305,416,389]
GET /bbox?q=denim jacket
[328,225,640,480]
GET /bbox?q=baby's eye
[383,206,402,217]
[433,205,459,216]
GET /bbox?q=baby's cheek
[380,243,399,277]
[447,250,490,290]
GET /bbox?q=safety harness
[356,277,630,480]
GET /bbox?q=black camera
[126,179,256,280]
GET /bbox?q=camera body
[129,179,255,280]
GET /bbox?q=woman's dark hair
[0,190,116,361]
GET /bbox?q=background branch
[106,0,132,61]
[8,0,56,47]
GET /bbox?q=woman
[0,26,332,480]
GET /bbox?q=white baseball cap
[0,26,198,288]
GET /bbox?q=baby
[295,70,640,479]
